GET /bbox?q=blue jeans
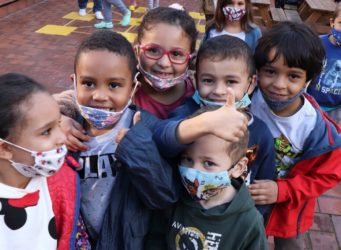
[78,0,102,12]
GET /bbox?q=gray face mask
[260,87,305,112]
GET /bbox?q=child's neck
[199,185,237,210]
[85,122,114,137]
[0,161,31,189]
[224,21,242,33]
[140,78,186,105]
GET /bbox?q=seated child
[65,30,179,248]
[248,21,341,249]
[0,73,89,250]
[146,106,268,250]
[155,35,276,215]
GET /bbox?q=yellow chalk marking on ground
[129,17,142,26]
[189,11,204,20]
[134,6,147,13]
[118,32,137,43]
[63,12,95,21]
[86,2,94,9]
[36,25,77,36]
[196,24,205,33]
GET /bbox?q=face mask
[1,139,67,178]
[137,64,189,92]
[331,27,341,46]
[222,7,246,21]
[73,76,139,129]
[178,165,231,201]
[260,87,305,112]
[192,90,251,109]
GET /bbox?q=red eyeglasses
[138,44,193,65]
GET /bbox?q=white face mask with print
[73,75,140,129]
[1,139,67,178]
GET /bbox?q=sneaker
[79,8,86,16]
[95,11,104,20]
[128,4,136,11]
[94,22,113,29]
[120,10,131,27]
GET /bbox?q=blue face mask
[178,165,231,201]
[260,87,305,112]
[192,90,251,109]
[331,27,341,46]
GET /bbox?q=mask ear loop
[131,72,141,99]
[0,138,32,154]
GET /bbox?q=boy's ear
[0,141,13,161]
[330,18,334,28]
[229,157,248,179]
[134,45,140,57]
[247,75,257,95]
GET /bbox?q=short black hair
[74,30,137,78]
[197,35,255,77]
[189,106,249,163]
[254,22,325,82]
[137,7,198,53]
[0,73,47,139]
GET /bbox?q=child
[133,7,198,119]
[154,35,276,216]
[200,0,218,24]
[248,22,341,248]
[146,107,268,249]
[78,0,104,19]
[307,3,341,125]
[202,0,261,52]
[94,0,131,29]
[67,30,180,249]
[0,73,89,249]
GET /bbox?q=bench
[269,7,302,24]
[284,9,302,23]
[269,7,287,23]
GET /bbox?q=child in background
[248,22,341,249]
[307,3,341,125]
[155,35,276,216]
[69,30,179,249]
[146,107,268,250]
[94,0,131,29]
[0,73,89,250]
[133,7,197,119]
[200,0,218,24]
[202,0,261,52]
[78,0,104,19]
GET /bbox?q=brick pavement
[0,1,340,249]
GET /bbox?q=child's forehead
[198,55,249,74]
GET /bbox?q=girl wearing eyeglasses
[202,0,261,52]
[133,7,198,119]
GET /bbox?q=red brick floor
[0,1,340,249]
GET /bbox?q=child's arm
[250,148,341,206]
[154,88,248,158]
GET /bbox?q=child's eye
[203,160,216,168]
[289,74,301,81]
[41,128,51,136]
[146,47,163,56]
[201,78,214,85]
[226,80,238,85]
[82,81,95,88]
[180,155,192,165]
[109,82,120,89]
[170,50,185,58]
[263,69,276,76]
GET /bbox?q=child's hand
[203,88,248,142]
[248,180,278,205]
[60,115,91,152]
[115,111,141,144]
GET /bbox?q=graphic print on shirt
[173,221,222,250]
[315,59,341,95]
[77,153,117,179]
[274,134,301,178]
